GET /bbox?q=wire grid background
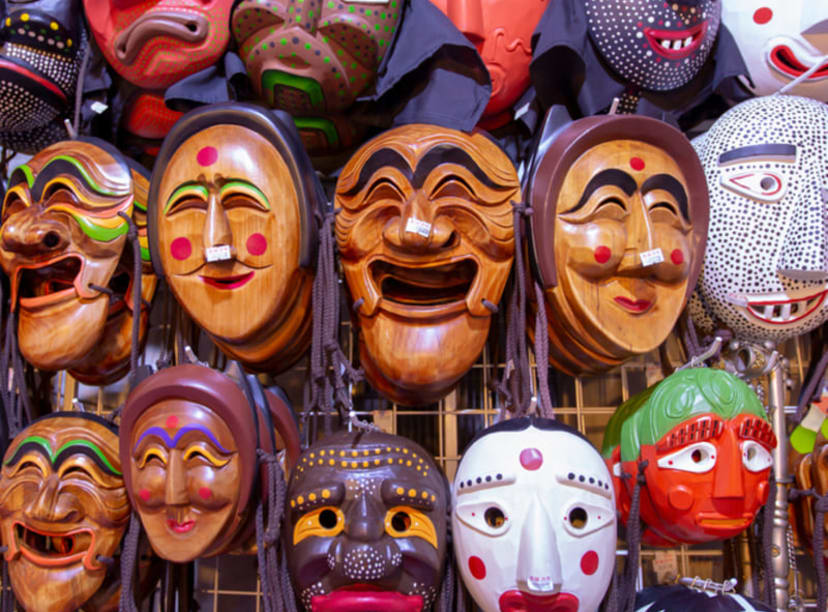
[33,291,825,610]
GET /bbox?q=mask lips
[769,44,828,79]
[310,583,425,612]
[15,254,83,308]
[14,521,97,569]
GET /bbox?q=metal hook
[677,336,723,371]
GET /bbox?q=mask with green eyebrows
[0,139,156,379]
[602,368,776,546]
[0,412,129,612]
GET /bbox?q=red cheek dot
[246,232,268,256]
[594,245,612,264]
[468,555,486,580]
[581,550,599,575]
[670,249,684,265]
[753,7,772,24]
[138,489,151,502]
[519,448,543,471]
[196,146,218,167]
[198,487,213,500]
[630,157,645,171]
[166,415,179,429]
[170,237,192,261]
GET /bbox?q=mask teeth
[747,293,824,323]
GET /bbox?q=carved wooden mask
[527,113,708,374]
[0,413,129,612]
[335,124,517,405]
[121,364,301,562]
[149,103,322,372]
[603,368,775,547]
[82,0,233,89]
[793,440,828,556]
[430,0,549,128]
[0,139,157,380]
[285,430,448,611]
[231,0,399,155]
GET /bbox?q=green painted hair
[601,368,767,462]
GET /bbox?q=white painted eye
[720,169,787,202]
[562,501,615,538]
[455,500,511,536]
[656,441,717,473]
[741,440,773,472]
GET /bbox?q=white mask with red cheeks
[452,417,616,612]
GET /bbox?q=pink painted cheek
[170,237,192,261]
[670,249,684,265]
[138,488,151,502]
[246,232,268,256]
[668,485,694,511]
[593,245,612,264]
[468,555,486,580]
[198,486,213,500]
[580,550,599,575]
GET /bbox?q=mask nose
[382,192,455,253]
[1,208,70,256]
[778,195,828,282]
[444,0,485,44]
[515,496,562,594]
[712,429,745,500]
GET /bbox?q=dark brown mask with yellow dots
[284,429,448,612]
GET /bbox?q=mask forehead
[691,95,828,343]
[585,0,721,91]
[723,1,828,100]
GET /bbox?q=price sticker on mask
[640,248,664,267]
[205,245,232,262]
[405,217,432,238]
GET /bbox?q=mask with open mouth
[284,430,448,612]
[149,103,322,372]
[0,412,129,612]
[231,0,399,156]
[724,1,828,100]
[429,0,550,130]
[335,123,517,405]
[526,113,708,375]
[0,0,85,137]
[689,95,828,344]
[120,364,301,562]
[602,368,776,547]
[584,0,720,91]
[453,417,616,612]
[0,138,157,381]
[82,0,233,89]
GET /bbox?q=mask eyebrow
[412,145,501,190]
[640,173,689,221]
[341,148,413,197]
[4,435,53,468]
[218,179,271,210]
[455,471,516,496]
[164,183,209,214]
[718,143,797,165]
[381,479,438,510]
[133,425,231,455]
[32,155,129,202]
[289,482,346,514]
[562,168,637,215]
[655,415,725,453]
[556,471,613,499]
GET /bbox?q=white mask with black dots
[690,95,828,344]
[585,0,720,91]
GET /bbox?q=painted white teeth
[684,36,693,46]
[763,305,775,319]
[780,303,792,320]
[672,40,682,50]
[660,39,671,49]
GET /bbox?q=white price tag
[640,248,664,267]
[205,245,232,262]
[90,101,109,114]
[652,550,678,583]
[404,217,432,238]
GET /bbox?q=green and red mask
[602,368,776,546]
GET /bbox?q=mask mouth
[311,586,424,612]
[15,522,92,567]
[200,270,256,290]
[371,259,477,308]
[769,45,828,80]
[733,289,828,325]
[644,21,707,59]
[17,255,82,308]
[498,590,579,612]
[696,513,756,531]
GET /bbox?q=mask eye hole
[720,169,787,202]
[484,507,505,528]
[656,441,718,473]
[568,506,588,530]
[741,440,773,472]
[390,511,411,532]
[319,509,339,529]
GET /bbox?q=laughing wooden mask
[335,124,517,405]
[526,113,708,375]
[285,430,448,612]
[149,103,322,372]
[0,412,129,612]
[120,364,301,563]
[0,139,157,383]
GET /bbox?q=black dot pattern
[585,0,720,91]
[690,95,828,344]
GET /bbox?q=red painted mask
[430,0,549,128]
[82,0,234,89]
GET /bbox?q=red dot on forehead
[581,550,599,575]
[468,556,486,580]
[630,157,645,171]
[519,448,543,471]
[197,146,218,167]
[166,415,179,429]
[753,7,772,24]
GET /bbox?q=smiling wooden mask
[335,124,517,405]
[0,412,129,612]
[526,113,708,375]
[0,139,157,383]
[120,364,301,562]
[285,430,448,612]
[149,103,322,372]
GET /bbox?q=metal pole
[768,360,791,611]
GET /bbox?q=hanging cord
[2,308,32,436]
[789,487,828,610]
[602,565,620,612]
[72,38,91,135]
[760,475,777,606]
[620,460,648,612]
[118,511,142,612]
[1,556,13,612]
[532,281,553,418]
[777,53,828,94]
[117,211,143,386]
[682,310,703,360]
[255,449,290,612]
